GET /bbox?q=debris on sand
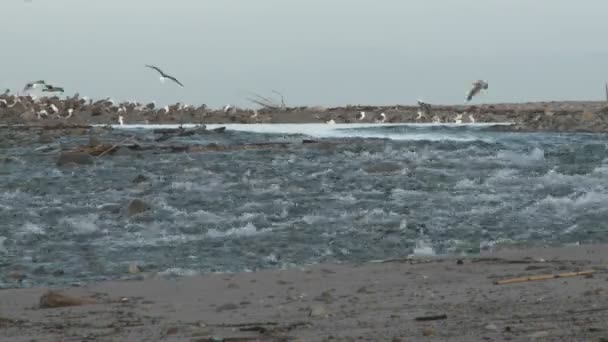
[414,314,447,321]
[39,291,96,309]
[494,270,595,285]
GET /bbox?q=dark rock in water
[211,126,226,133]
[89,134,101,147]
[56,152,94,167]
[364,162,403,174]
[127,198,151,217]
[132,174,149,184]
[38,133,54,144]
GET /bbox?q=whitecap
[60,214,101,235]
[454,178,477,190]
[496,147,545,165]
[19,222,46,236]
[158,268,198,277]
[206,222,270,238]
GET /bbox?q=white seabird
[468,114,476,123]
[145,64,184,87]
[357,111,366,120]
[375,113,386,123]
[326,119,336,125]
[454,113,463,124]
[118,115,124,126]
[466,80,488,102]
[48,104,59,114]
[23,80,46,92]
[58,108,74,119]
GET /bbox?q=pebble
[484,323,498,331]
[309,304,328,317]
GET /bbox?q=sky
[1,0,608,108]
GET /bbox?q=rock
[56,152,94,167]
[7,271,26,281]
[314,290,335,303]
[89,134,101,147]
[165,327,179,335]
[128,263,141,274]
[132,174,149,184]
[127,198,151,217]
[421,328,435,337]
[484,323,498,331]
[19,110,37,121]
[528,331,549,339]
[215,303,238,312]
[39,291,96,309]
[38,134,54,144]
[309,304,328,318]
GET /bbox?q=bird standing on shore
[465,80,488,102]
[145,65,184,87]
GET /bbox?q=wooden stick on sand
[494,270,595,285]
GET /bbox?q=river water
[1,123,607,287]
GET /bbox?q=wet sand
[1,244,607,341]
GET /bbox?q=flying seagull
[42,84,64,93]
[145,65,184,87]
[466,80,488,102]
[24,80,46,92]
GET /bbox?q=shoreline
[1,95,608,132]
[1,243,607,341]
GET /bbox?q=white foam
[104,123,512,142]
[60,214,101,235]
[496,147,545,164]
[411,239,436,256]
[206,222,269,238]
[158,268,198,277]
[454,178,477,189]
[19,222,46,236]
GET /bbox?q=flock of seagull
[1,63,490,125]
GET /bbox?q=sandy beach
[1,244,607,341]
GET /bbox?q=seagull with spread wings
[145,65,184,88]
[465,80,488,102]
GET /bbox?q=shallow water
[1,123,608,287]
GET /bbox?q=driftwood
[39,291,97,309]
[154,125,225,142]
[494,270,595,285]
[415,314,448,321]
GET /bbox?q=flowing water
[1,123,608,288]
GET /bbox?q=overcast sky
[1,0,607,107]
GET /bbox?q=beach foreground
[1,244,607,341]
